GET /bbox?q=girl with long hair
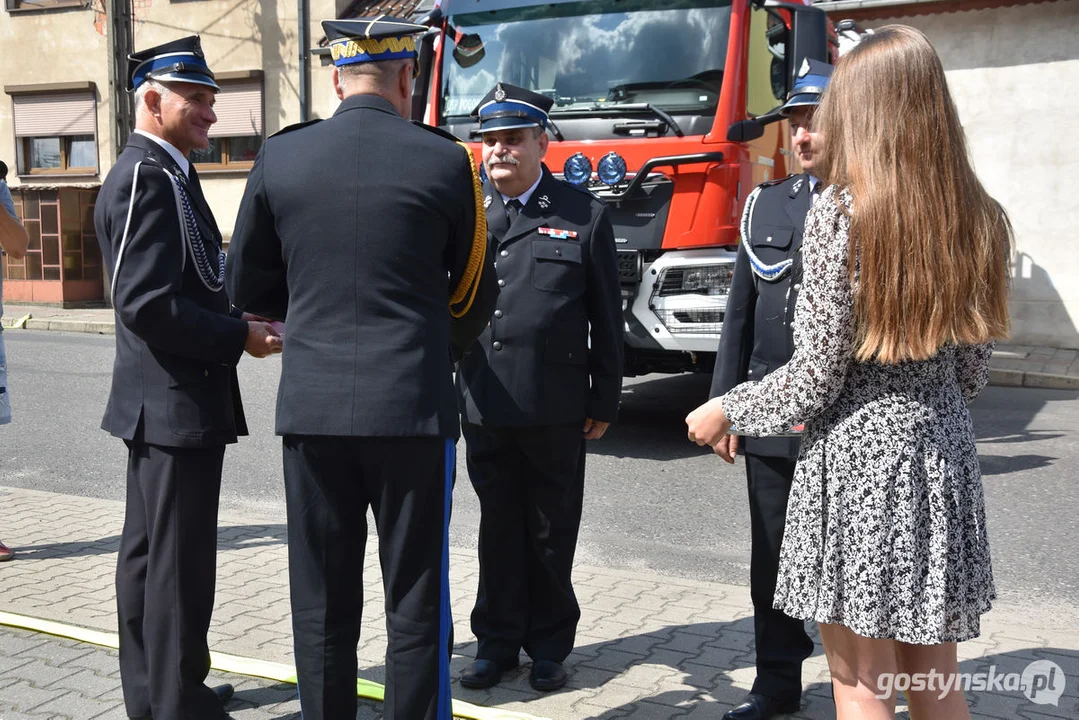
[686,25,1011,720]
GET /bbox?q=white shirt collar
[500,172,543,210]
[134,129,190,177]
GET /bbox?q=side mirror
[411,27,440,121]
[728,108,786,141]
[770,56,786,102]
[787,5,829,89]
[727,119,765,142]
[452,30,485,68]
[415,7,442,26]
[752,1,829,100]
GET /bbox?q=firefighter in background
[456,82,623,693]
[708,59,834,720]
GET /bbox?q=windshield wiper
[612,103,684,137]
[547,118,565,142]
[550,103,684,137]
[459,119,564,142]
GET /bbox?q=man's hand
[245,321,283,357]
[714,434,740,463]
[686,397,731,448]
[582,418,610,440]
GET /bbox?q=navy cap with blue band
[127,36,218,92]
[471,83,554,134]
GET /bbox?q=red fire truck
[413,0,837,375]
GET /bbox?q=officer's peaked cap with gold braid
[322,16,427,67]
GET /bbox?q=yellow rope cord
[449,142,487,318]
[0,610,551,720]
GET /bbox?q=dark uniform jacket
[96,132,249,449]
[710,173,814,459]
[457,166,623,427]
[226,93,496,439]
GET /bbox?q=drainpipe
[298,0,309,122]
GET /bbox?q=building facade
[0,0,352,304]
[3,0,1076,350]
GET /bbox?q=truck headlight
[655,265,733,297]
[648,264,733,335]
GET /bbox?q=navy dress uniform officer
[708,58,834,720]
[95,35,281,720]
[456,83,623,693]
[225,16,496,720]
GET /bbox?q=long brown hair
[814,25,1011,364]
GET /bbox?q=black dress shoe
[460,658,519,689]
[722,692,800,720]
[529,659,568,692]
[212,683,235,705]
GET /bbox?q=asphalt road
[2,331,1077,610]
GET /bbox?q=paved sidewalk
[1,486,1077,719]
[3,303,1078,390]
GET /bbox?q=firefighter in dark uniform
[224,17,496,720]
[456,83,624,693]
[96,36,282,720]
[709,59,834,720]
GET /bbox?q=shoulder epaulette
[269,118,322,139]
[757,175,789,189]
[411,120,465,144]
[757,172,802,191]
[449,140,487,319]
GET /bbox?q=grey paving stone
[0,679,63,714]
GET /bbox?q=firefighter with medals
[707,59,834,720]
[455,82,624,693]
[95,36,282,720]
[225,17,497,720]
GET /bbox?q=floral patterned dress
[721,185,995,644]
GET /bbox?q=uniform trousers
[282,435,453,720]
[462,422,585,665]
[115,441,226,720]
[744,453,814,701]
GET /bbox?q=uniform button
[497,279,506,287]
[500,250,509,257]
[747,369,754,376]
[493,341,503,351]
[555,248,562,256]
[493,261,498,268]
[204,370,209,377]
[793,283,801,290]
[567,352,573,359]
[494,310,503,318]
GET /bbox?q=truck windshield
[441,0,733,122]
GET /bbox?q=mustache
[487,153,519,168]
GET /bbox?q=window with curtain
[10,91,98,175]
